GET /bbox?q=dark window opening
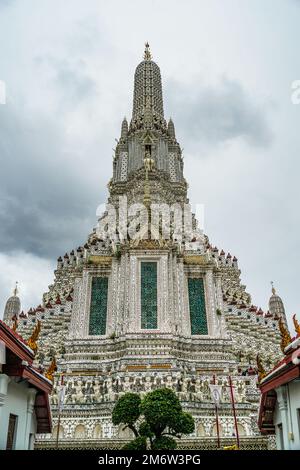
[6,414,18,450]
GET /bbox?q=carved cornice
[128,238,172,250]
[183,255,212,266]
[87,256,112,266]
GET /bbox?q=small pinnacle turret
[168,118,176,140]
[3,282,21,322]
[121,117,128,139]
[269,282,287,326]
[132,43,165,127]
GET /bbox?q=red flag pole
[228,375,240,449]
[213,375,221,448]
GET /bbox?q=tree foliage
[111,393,141,437]
[112,388,195,450]
[151,436,177,450]
[122,436,147,450]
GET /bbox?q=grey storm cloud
[0,73,272,260]
[35,56,97,108]
[165,78,272,150]
[0,0,299,323]
[0,102,106,259]
[0,0,15,8]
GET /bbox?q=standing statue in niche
[144,150,155,172]
[99,378,104,398]
[195,377,203,402]
[107,377,113,400]
[123,376,131,393]
[74,380,84,404]
[166,375,173,390]
[70,380,77,404]
[135,377,143,392]
[94,379,101,402]
[177,376,183,393]
[182,376,188,395]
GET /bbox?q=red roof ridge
[0,319,32,352]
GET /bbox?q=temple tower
[269,282,287,326]
[3,283,21,322]
[12,45,283,450]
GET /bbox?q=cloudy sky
[0,0,299,329]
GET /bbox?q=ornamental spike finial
[292,314,300,336]
[271,280,276,296]
[45,356,57,382]
[27,320,41,356]
[144,42,152,61]
[278,317,292,353]
[256,354,266,383]
[13,281,18,297]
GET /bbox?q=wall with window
[0,375,37,450]
[273,380,300,450]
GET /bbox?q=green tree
[112,392,141,437]
[112,388,195,450]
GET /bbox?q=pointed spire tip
[144,42,152,61]
[271,281,276,296]
[13,281,19,297]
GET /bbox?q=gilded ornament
[256,354,266,383]
[45,357,57,382]
[278,318,292,353]
[292,314,300,336]
[27,320,41,355]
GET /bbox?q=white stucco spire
[131,43,165,126]
[3,282,21,322]
[168,118,176,139]
[269,281,287,325]
[120,116,128,139]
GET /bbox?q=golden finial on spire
[45,356,57,382]
[27,320,41,355]
[278,317,292,353]
[256,354,266,383]
[13,281,18,297]
[292,314,300,336]
[144,42,152,61]
[271,281,276,296]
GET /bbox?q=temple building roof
[0,319,53,434]
[258,328,300,435]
